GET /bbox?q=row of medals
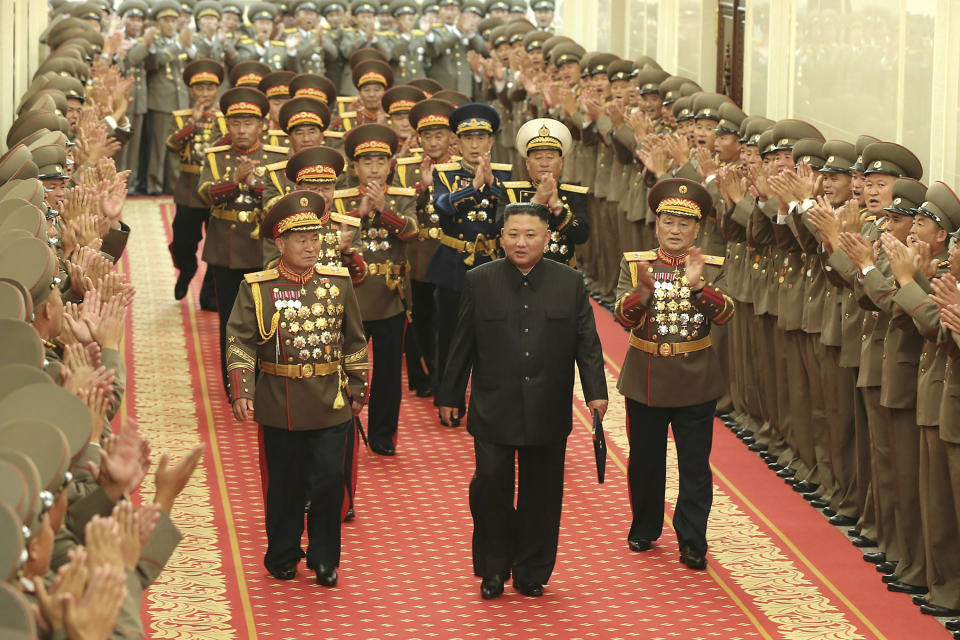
[652,274,705,338]
[423,202,442,239]
[275,280,345,362]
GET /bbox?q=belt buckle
[658,342,673,357]
[301,363,314,377]
[238,211,250,223]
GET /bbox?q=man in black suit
[439,202,608,600]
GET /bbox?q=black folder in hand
[592,408,606,484]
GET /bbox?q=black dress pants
[406,279,437,389]
[470,436,567,585]
[625,398,716,555]
[170,204,209,283]
[262,421,349,572]
[211,264,253,394]
[362,312,404,449]
[436,285,464,412]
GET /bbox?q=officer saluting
[227,190,369,586]
[427,102,511,425]
[503,117,589,266]
[614,178,734,571]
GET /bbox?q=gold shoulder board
[396,156,421,165]
[560,183,589,194]
[490,162,513,171]
[864,215,877,222]
[172,108,192,116]
[331,213,361,227]
[412,29,424,36]
[341,110,358,119]
[315,264,350,277]
[503,180,532,189]
[325,131,345,139]
[334,187,360,199]
[433,162,460,171]
[205,145,231,154]
[624,250,657,262]
[270,40,285,46]
[263,144,289,154]
[244,268,279,283]
[387,186,417,197]
[267,129,286,136]
[703,255,725,266]
[265,160,288,171]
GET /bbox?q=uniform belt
[211,208,258,223]
[258,359,340,378]
[367,261,409,276]
[179,163,201,174]
[438,231,500,266]
[418,227,442,240]
[629,334,712,357]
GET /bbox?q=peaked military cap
[635,68,669,93]
[516,118,571,157]
[0,501,24,582]
[261,190,328,239]
[770,119,824,152]
[861,141,923,180]
[344,123,398,159]
[672,96,694,122]
[692,93,732,122]
[522,30,551,51]
[739,115,774,144]
[352,59,393,90]
[409,98,455,131]
[421,0,439,12]
[585,53,619,77]
[0,364,48,403]
[221,0,245,15]
[478,17,504,38]
[508,0,527,13]
[117,0,148,15]
[487,0,509,9]
[18,94,63,122]
[0,146,38,186]
[0,583,36,637]
[431,90,470,106]
[449,102,500,135]
[0,384,91,459]
[506,20,535,44]
[0,179,46,209]
[407,77,444,97]
[658,75,693,103]
[791,138,826,169]
[462,0,486,15]
[542,34,572,57]
[248,2,279,20]
[917,181,960,233]
[756,128,777,156]
[0,420,70,498]
[0,238,59,306]
[286,146,344,184]
[279,97,331,132]
[489,25,509,48]
[605,60,635,84]
[819,140,857,173]
[648,178,713,221]
[0,199,46,240]
[381,85,426,115]
[390,0,418,16]
[634,54,662,70]
[152,0,181,19]
[351,0,378,13]
[231,62,272,89]
[195,0,221,18]
[37,76,85,104]
[290,74,337,104]
[293,0,321,12]
[0,319,43,368]
[260,70,296,99]
[321,0,348,13]
[882,178,925,218]
[18,90,68,117]
[220,87,269,119]
[183,58,225,86]
[0,462,31,541]
[437,0,460,6]
[852,134,880,172]
[0,279,32,322]
[68,1,104,21]
[715,102,746,136]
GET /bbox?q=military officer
[424,0,486,96]
[263,95,333,211]
[236,3,292,71]
[614,178,734,570]
[288,72,347,148]
[386,0,429,84]
[198,87,289,392]
[503,118,589,267]
[230,60,272,89]
[426,102,511,424]
[381,84,427,161]
[193,1,229,66]
[167,59,229,301]
[334,124,419,455]
[259,70,297,141]
[339,0,394,96]
[530,0,555,31]
[318,0,355,96]
[226,190,369,585]
[287,0,339,75]
[114,0,150,192]
[344,57,394,130]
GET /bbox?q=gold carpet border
[124,199,235,639]
[574,364,867,640]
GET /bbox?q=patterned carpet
[119,197,947,639]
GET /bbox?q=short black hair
[503,201,550,223]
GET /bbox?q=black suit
[439,257,607,584]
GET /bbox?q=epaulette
[244,268,279,283]
[376,30,395,37]
[490,162,512,171]
[334,187,360,199]
[172,108,192,116]
[503,180,532,189]
[387,186,416,197]
[263,144,289,154]
[238,36,254,44]
[624,250,656,262]
[315,263,349,277]
[283,27,297,33]
[396,156,421,165]
[341,111,357,118]
[205,145,231,154]
[412,29,424,36]
[337,96,356,104]
[433,162,460,171]
[410,147,424,155]
[331,212,361,227]
[864,215,877,222]
[324,131,344,139]
[703,255,725,266]
[270,40,286,46]
[267,129,286,136]
[265,160,287,171]
[560,183,589,194]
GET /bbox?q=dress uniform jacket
[502,180,590,266]
[129,36,193,112]
[120,40,149,117]
[424,25,485,96]
[614,248,734,407]
[166,109,228,208]
[290,33,339,75]
[386,30,428,84]
[226,262,370,429]
[426,159,512,291]
[332,185,419,320]
[392,155,451,281]
[198,142,289,269]
[439,256,607,446]
[236,36,291,71]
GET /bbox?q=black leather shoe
[875,561,897,574]
[269,565,298,580]
[415,384,434,398]
[199,297,218,312]
[776,467,796,479]
[828,513,858,526]
[344,508,355,521]
[818,504,834,514]
[767,463,784,471]
[741,436,756,446]
[850,536,877,548]
[514,581,543,597]
[792,481,819,494]
[450,415,461,427]
[945,619,960,631]
[679,547,708,570]
[887,581,927,594]
[880,573,899,584]
[760,453,779,463]
[863,551,886,563]
[370,442,395,456]
[314,565,338,587]
[174,276,190,300]
[748,442,768,452]
[628,539,652,552]
[920,603,960,617]
[912,594,928,606]
[480,575,504,600]
[846,527,860,537]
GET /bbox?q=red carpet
[119,197,947,639]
